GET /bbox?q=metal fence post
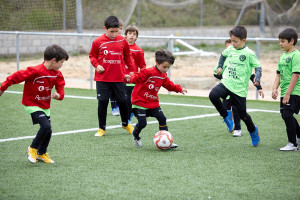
[167,35,174,95]
[255,39,260,100]
[16,32,20,71]
[89,34,93,89]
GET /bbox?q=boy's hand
[51,92,60,100]
[0,90,3,97]
[271,89,278,100]
[282,94,290,105]
[254,81,260,86]
[258,89,264,98]
[181,88,187,95]
[216,68,223,75]
[124,74,131,83]
[96,65,105,73]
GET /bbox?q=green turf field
[0,85,299,200]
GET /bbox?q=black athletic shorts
[280,95,300,114]
[31,111,50,125]
[96,82,127,101]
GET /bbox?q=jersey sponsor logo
[35,95,51,101]
[110,52,121,55]
[144,92,157,100]
[103,58,121,64]
[38,86,44,91]
[239,55,246,61]
[149,84,154,90]
[285,57,291,63]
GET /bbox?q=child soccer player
[89,15,135,137]
[213,39,264,137]
[209,26,262,147]
[272,28,300,151]
[0,44,69,163]
[124,24,147,124]
[110,18,124,117]
[125,49,187,148]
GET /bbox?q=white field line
[0,91,279,143]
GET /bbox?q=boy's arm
[123,42,135,70]
[272,72,280,100]
[0,67,35,94]
[216,54,227,75]
[138,50,146,69]
[254,67,262,85]
[53,73,65,100]
[129,68,149,84]
[282,73,299,104]
[89,41,105,73]
[162,77,184,93]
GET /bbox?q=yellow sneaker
[27,146,37,163]
[95,128,106,137]
[122,124,133,134]
[36,152,55,163]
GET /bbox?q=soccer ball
[153,130,173,149]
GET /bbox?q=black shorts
[96,82,127,101]
[215,83,247,112]
[280,95,300,114]
[31,111,50,125]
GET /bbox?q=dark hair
[155,49,175,65]
[104,16,120,29]
[44,44,69,61]
[125,24,139,37]
[225,39,231,44]
[229,26,247,40]
[278,28,298,45]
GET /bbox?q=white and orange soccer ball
[153,130,173,149]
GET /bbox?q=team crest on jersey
[38,86,44,91]
[103,50,108,55]
[239,55,246,61]
[149,84,154,90]
[285,57,291,63]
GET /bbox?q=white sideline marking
[0,113,219,143]
[1,91,279,143]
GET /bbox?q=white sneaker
[132,133,142,147]
[169,143,178,149]
[111,107,120,116]
[233,130,242,137]
[279,142,298,151]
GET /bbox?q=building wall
[0,26,273,55]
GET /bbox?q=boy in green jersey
[209,26,263,147]
[213,39,264,137]
[272,28,300,151]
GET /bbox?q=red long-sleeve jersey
[0,63,65,109]
[89,34,135,82]
[130,66,183,109]
[125,43,146,74]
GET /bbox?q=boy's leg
[126,86,134,122]
[131,108,147,147]
[30,112,52,150]
[96,82,111,131]
[281,110,298,146]
[28,111,52,163]
[209,83,230,118]
[112,82,129,127]
[149,107,168,131]
[231,95,259,146]
[209,83,234,132]
[232,105,242,137]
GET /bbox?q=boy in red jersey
[89,16,135,137]
[125,49,187,148]
[0,44,69,164]
[124,24,147,124]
